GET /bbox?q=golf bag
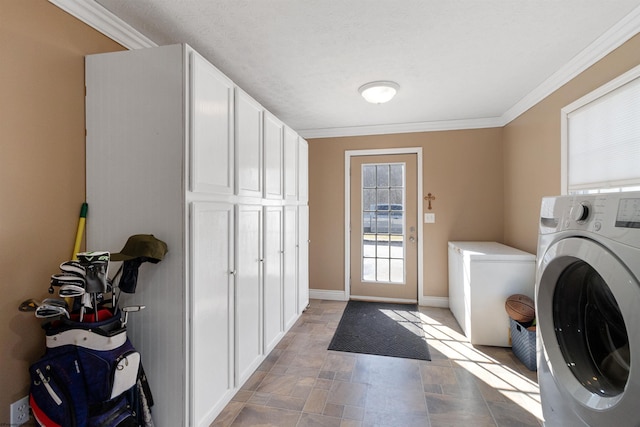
[29,310,153,427]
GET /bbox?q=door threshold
[349,295,418,304]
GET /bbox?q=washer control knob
[571,202,591,223]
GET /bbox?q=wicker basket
[510,317,537,371]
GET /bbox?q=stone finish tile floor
[212,300,542,427]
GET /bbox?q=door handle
[409,236,416,242]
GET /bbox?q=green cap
[110,234,168,263]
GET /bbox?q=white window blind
[563,65,640,194]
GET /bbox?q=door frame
[344,147,424,305]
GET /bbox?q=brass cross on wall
[424,193,436,210]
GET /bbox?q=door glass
[361,163,405,283]
[553,260,629,397]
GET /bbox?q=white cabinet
[298,137,308,202]
[236,205,263,384]
[448,241,536,347]
[283,205,298,329]
[263,206,283,353]
[86,43,308,427]
[86,44,194,427]
[190,52,234,194]
[298,205,309,312]
[263,112,284,200]
[190,202,234,426]
[236,89,263,198]
[284,126,298,201]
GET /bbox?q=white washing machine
[536,192,640,427]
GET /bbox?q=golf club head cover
[50,274,85,290]
[118,258,145,294]
[59,260,86,277]
[77,251,110,293]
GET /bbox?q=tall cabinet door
[283,205,298,329]
[298,137,309,202]
[236,205,263,385]
[263,206,284,353]
[284,127,298,202]
[236,89,263,198]
[263,112,284,200]
[297,205,309,313]
[189,51,234,194]
[190,202,234,427]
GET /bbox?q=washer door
[537,237,640,426]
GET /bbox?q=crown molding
[50,0,640,138]
[298,117,503,139]
[500,4,640,126]
[48,0,157,49]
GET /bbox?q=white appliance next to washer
[536,192,640,427]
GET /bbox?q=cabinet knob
[229,270,236,276]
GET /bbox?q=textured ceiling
[93,0,640,137]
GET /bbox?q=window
[361,163,405,283]
[561,64,640,194]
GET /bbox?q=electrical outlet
[10,395,30,426]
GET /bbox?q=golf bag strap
[46,328,127,350]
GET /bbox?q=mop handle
[71,203,88,261]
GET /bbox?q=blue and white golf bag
[29,310,153,427]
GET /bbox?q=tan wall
[503,34,640,254]
[0,0,123,421]
[308,129,504,299]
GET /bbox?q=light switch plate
[424,213,435,223]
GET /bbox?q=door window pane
[376,165,389,187]
[363,189,376,211]
[363,165,376,188]
[390,259,404,283]
[376,241,389,258]
[363,258,375,281]
[390,164,403,187]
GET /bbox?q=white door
[235,204,263,385]
[263,112,284,200]
[284,127,298,202]
[298,137,309,202]
[189,51,234,194]
[263,206,284,353]
[235,89,263,198]
[298,205,309,312]
[349,154,418,302]
[283,205,298,329]
[190,202,234,426]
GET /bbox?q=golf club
[35,304,70,319]
[121,305,145,327]
[43,298,68,309]
[19,298,68,312]
[58,284,85,298]
[18,298,40,312]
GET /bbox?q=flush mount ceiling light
[358,81,399,104]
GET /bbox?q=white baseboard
[420,296,449,308]
[310,290,449,308]
[349,295,417,304]
[309,289,347,301]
